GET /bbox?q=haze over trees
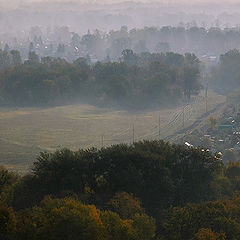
[2,1,240,239]
[0,50,201,109]
[210,49,240,92]
[3,25,240,62]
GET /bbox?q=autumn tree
[0,204,16,240]
[108,192,144,219]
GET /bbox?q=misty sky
[0,0,239,5]
[1,0,240,11]
[1,0,240,35]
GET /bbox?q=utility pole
[205,81,208,113]
[203,66,208,114]
[132,123,135,144]
[158,114,161,138]
[183,106,185,128]
[101,134,104,148]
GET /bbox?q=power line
[78,94,208,148]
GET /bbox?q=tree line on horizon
[2,25,240,61]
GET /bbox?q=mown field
[0,91,225,173]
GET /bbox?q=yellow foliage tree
[194,228,226,240]
[0,204,17,240]
[108,192,144,219]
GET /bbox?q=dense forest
[0,50,200,109]
[1,140,240,239]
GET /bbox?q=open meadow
[0,91,225,173]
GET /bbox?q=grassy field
[0,91,226,173]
